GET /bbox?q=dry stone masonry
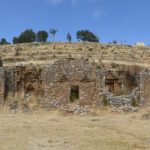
[0,43,149,109]
[0,58,148,108]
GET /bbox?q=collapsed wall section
[105,69,138,96]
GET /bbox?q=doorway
[70,85,79,102]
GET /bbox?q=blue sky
[0,0,150,44]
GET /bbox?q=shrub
[13,37,19,44]
[0,38,8,45]
[36,31,48,42]
[18,29,36,43]
[102,96,109,106]
[131,98,139,107]
[76,30,99,42]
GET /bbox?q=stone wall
[0,68,5,105]
[139,70,150,105]
[0,58,145,107]
[1,42,150,108]
[41,59,102,105]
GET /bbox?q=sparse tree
[112,40,117,44]
[36,31,48,42]
[49,28,58,42]
[13,37,19,44]
[67,33,72,42]
[76,30,99,42]
[0,38,8,45]
[18,29,36,43]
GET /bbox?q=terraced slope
[0,42,150,67]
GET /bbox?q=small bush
[96,64,101,69]
[131,98,139,107]
[102,96,109,106]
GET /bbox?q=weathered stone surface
[0,68,5,105]
[0,56,149,109]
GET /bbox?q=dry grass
[5,92,41,112]
[1,42,150,68]
[0,109,150,150]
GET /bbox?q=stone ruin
[0,57,149,109]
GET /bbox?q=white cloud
[88,0,99,3]
[44,0,79,6]
[45,0,64,5]
[92,10,105,19]
[71,0,77,7]
[44,0,100,8]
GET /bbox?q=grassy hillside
[0,42,150,67]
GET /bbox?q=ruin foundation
[0,58,150,107]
